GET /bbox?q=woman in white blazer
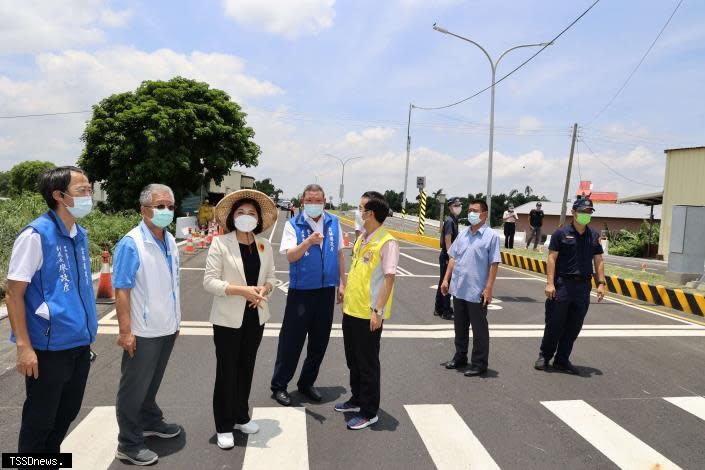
[203,189,278,450]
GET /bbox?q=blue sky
[0,0,703,203]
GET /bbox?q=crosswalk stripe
[242,407,309,470]
[663,396,705,422]
[542,400,682,470]
[61,406,118,469]
[405,404,500,470]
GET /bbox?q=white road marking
[399,252,439,267]
[542,400,681,470]
[97,324,705,338]
[61,406,119,469]
[663,396,705,422]
[405,404,500,470]
[98,309,117,324]
[268,214,279,243]
[242,407,308,470]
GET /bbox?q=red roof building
[576,181,618,203]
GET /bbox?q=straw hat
[215,189,278,233]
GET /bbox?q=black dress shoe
[443,358,467,369]
[552,361,579,375]
[272,390,292,406]
[534,356,549,370]
[441,313,455,321]
[464,366,488,377]
[297,386,323,402]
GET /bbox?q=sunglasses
[147,204,175,211]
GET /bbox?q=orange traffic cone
[96,251,115,304]
[343,232,351,248]
[206,225,213,246]
[184,228,195,254]
[198,233,206,250]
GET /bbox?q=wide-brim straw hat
[215,189,278,233]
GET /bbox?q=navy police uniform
[435,198,460,318]
[539,198,603,367]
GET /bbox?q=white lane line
[96,320,705,331]
[268,213,279,243]
[542,400,681,470]
[242,407,308,470]
[98,309,117,324]
[61,406,119,469]
[405,404,500,470]
[97,326,705,338]
[180,267,205,271]
[399,252,439,267]
[663,396,705,422]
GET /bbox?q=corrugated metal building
[658,146,705,260]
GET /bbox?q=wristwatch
[370,307,382,316]
[596,280,606,286]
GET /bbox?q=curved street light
[324,153,364,208]
[433,23,551,218]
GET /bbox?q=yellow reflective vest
[343,228,396,320]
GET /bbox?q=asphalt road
[1,210,705,469]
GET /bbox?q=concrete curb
[337,215,440,249]
[500,252,705,317]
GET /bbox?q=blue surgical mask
[64,195,93,219]
[468,212,482,226]
[304,204,324,219]
[151,208,174,228]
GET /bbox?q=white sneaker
[234,420,259,434]
[217,432,234,449]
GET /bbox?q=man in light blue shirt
[440,199,500,377]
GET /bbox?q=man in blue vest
[271,184,346,406]
[6,166,98,455]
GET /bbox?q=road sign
[416,176,426,190]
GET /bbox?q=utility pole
[402,103,413,218]
[559,123,579,227]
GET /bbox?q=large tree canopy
[8,160,55,196]
[79,77,261,211]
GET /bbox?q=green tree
[8,160,55,195]
[0,171,10,196]
[383,190,403,212]
[253,178,282,200]
[79,77,261,211]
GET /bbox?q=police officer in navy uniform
[434,197,462,320]
[534,197,606,374]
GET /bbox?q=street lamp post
[324,153,364,209]
[432,24,550,219]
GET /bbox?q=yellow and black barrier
[500,252,705,316]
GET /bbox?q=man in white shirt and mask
[502,204,518,249]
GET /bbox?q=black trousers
[116,334,176,451]
[18,346,90,454]
[271,287,335,391]
[503,223,515,249]
[540,278,592,363]
[213,313,264,433]
[343,314,382,419]
[434,252,452,315]
[453,298,489,369]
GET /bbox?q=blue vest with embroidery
[288,212,340,290]
[12,211,98,351]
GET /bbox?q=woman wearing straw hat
[203,189,278,450]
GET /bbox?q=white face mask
[234,214,258,233]
[64,195,93,219]
[451,206,462,216]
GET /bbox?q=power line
[585,0,685,126]
[580,138,662,188]
[0,110,91,119]
[413,0,601,111]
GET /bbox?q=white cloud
[344,127,396,145]
[222,0,335,39]
[517,116,542,135]
[0,0,132,54]
[0,48,283,171]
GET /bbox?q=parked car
[277,199,291,210]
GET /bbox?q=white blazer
[203,232,277,328]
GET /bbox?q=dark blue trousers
[540,278,592,364]
[271,287,335,392]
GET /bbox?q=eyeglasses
[63,188,93,197]
[147,204,175,211]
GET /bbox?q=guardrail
[500,252,705,317]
